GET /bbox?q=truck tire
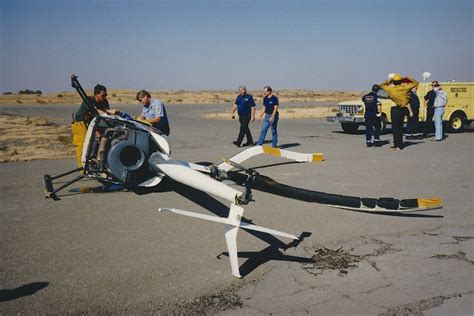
[341,123,359,133]
[447,111,466,133]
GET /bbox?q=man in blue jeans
[432,82,447,141]
[257,86,279,147]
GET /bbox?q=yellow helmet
[392,73,402,81]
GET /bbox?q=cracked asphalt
[1,103,473,314]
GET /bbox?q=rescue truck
[327,81,473,133]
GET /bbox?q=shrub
[18,89,42,95]
[58,135,72,144]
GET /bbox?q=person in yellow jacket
[380,74,418,150]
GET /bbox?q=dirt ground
[0,113,74,163]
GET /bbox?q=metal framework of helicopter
[43,75,443,278]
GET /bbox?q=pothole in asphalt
[302,247,362,277]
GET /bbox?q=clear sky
[1,0,472,93]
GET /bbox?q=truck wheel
[448,111,466,133]
[341,123,359,133]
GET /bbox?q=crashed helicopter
[44,75,443,278]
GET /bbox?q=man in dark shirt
[231,86,256,147]
[362,84,382,147]
[423,81,438,138]
[406,87,421,139]
[74,84,120,124]
[257,86,279,147]
[72,83,120,167]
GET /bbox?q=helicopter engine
[82,116,169,188]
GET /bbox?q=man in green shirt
[74,84,120,124]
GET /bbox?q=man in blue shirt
[231,85,256,147]
[362,84,382,147]
[136,90,170,136]
[257,86,279,147]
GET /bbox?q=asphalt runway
[1,104,473,314]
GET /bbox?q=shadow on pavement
[152,178,315,277]
[0,282,49,302]
[218,231,313,278]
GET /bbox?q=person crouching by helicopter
[72,84,120,167]
[362,84,382,147]
[74,84,120,124]
[136,90,170,136]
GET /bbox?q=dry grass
[0,89,362,105]
[0,113,74,163]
